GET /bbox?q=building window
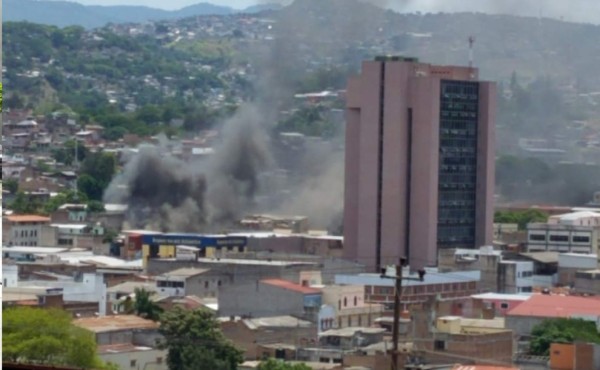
[434,340,446,351]
[354,296,357,306]
[344,297,347,307]
[347,316,352,327]
[500,302,509,309]
[573,236,590,243]
[156,357,163,364]
[204,281,209,289]
[338,300,341,310]
[549,235,569,242]
[358,315,362,326]
[529,234,546,241]
[130,360,137,367]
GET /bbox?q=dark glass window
[437,80,479,249]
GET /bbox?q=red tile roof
[507,294,600,318]
[5,215,51,223]
[453,366,519,370]
[261,279,321,294]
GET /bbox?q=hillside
[3,0,283,29]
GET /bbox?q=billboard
[141,234,247,249]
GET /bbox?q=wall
[219,281,307,318]
[550,343,575,370]
[99,348,167,370]
[505,315,544,337]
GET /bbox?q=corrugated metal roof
[508,294,600,318]
[261,279,321,294]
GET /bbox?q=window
[204,281,209,289]
[218,280,222,287]
[358,315,362,326]
[549,235,569,242]
[156,357,163,364]
[338,300,341,310]
[347,316,351,327]
[500,302,509,309]
[434,340,446,351]
[353,296,357,306]
[573,236,590,243]
[529,234,546,241]
[344,297,347,307]
[130,360,137,367]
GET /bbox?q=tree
[3,307,105,368]
[79,152,117,200]
[133,288,163,321]
[257,359,312,370]
[42,190,87,214]
[158,307,243,370]
[4,178,19,194]
[494,209,548,230]
[530,318,600,356]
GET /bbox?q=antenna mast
[468,36,475,68]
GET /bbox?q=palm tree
[133,287,163,321]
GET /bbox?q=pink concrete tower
[344,57,496,270]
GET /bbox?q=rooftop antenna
[468,35,475,68]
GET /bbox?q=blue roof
[334,270,480,287]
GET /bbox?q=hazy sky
[69,0,599,24]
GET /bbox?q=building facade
[344,57,495,270]
[3,215,52,246]
[527,211,600,254]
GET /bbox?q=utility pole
[381,257,426,370]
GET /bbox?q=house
[220,315,316,360]
[219,278,322,320]
[335,269,480,313]
[155,268,219,298]
[320,284,384,329]
[506,294,600,337]
[73,315,166,370]
[471,293,530,317]
[3,214,51,246]
[557,253,597,286]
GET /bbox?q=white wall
[2,265,18,287]
[99,348,168,370]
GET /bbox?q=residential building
[557,253,597,286]
[471,293,530,317]
[320,284,384,329]
[219,278,322,320]
[335,269,480,312]
[73,315,166,370]
[155,267,220,298]
[3,214,51,246]
[527,211,600,254]
[344,56,496,270]
[573,269,600,294]
[220,315,316,360]
[506,294,600,337]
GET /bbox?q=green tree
[4,178,19,194]
[158,307,243,370]
[494,209,548,230]
[79,152,117,200]
[87,200,105,213]
[42,190,88,215]
[10,192,44,214]
[133,288,163,321]
[3,307,105,368]
[530,318,600,356]
[257,358,312,370]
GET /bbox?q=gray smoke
[104,105,273,232]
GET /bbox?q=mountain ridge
[4,0,283,29]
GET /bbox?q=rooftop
[261,279,321,294]
[196,257,316,267]
[471,293,531,301]
[508,294,600,318]
[159,268,210,279]
[5,215,51,223]
[97,343,156,354]
[319,327,386,337]
[106,281,157,295]
[519,252,560,264]
[335,270,481,287]
[73,315,159,333]
[244,315,312,329]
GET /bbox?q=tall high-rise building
[344,57,496,270]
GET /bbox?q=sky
[67,0,600,24]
